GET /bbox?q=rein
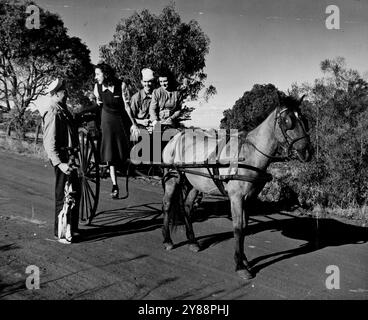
[161,134,273,196]
[243,140,289,162]
[277,107,310,161]
[244,107,309,162]
[160,106,309,196]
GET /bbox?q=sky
[34,0,368,128]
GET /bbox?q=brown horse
[161,95,312,280]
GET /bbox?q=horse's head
[274,95,312,162]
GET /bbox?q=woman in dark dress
[94,63,139,198]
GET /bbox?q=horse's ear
[299,94,306,104]
[277,91,283,104]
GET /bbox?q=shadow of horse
[194,196,297,223]
[78,203,162,242]
[172,198,292,250]
[78,199,367,278]
[247,215,368,275]
[181,198,368,275]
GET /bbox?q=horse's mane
[182,95,300,145]
[240,95,301,132]
[280,95,302,111]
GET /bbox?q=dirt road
[0,151,367,300]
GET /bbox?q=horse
[160,95,312,280]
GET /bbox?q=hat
[46,78,65,95]
[141,68,154,81]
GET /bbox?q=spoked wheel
[77,128,100,225]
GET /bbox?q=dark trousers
[54,166,81,237]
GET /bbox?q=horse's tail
[162,131,184,164]
[171,183,187,233]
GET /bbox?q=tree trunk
[35,122,41,144]
[360,133,363,166]
[316,102,319,173]
[6,121,12,137]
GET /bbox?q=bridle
[245,107,310,162]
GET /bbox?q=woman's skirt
[100,109,130,166]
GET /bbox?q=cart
[74,107,273,225]
[75,107,101,225]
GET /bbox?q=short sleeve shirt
[130,89,152,119]
[149,87,181,121]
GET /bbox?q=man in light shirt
[130,68,156,129]
[42,78,81,243]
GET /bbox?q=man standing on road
[42,78,81,243]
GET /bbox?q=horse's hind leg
[183,187,200,252]
[162,171,178,250]
[230,194,253,280]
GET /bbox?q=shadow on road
[79,203,162,242]
[163,198,300,250]
[78,198,367,278]
[194,197,298,222]
[0,280,26,298]
[186,198,368,275]
[0,243,21,252]
[247,214,368,275]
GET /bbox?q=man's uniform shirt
[42,102,78,166]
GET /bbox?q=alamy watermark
[325,5,340,30]
[25,265,40,290]
[129,125,240,167]
[325,265,340,290]
[25,5,40,29]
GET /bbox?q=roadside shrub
[0,136,47,160]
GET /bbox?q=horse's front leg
[230,193,253,280]
[183,187,200,252]
[162,171,177,250]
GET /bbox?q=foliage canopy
[99,4,215,122]
[0,0,93,137]
[220,83,286,131]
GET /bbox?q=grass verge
[0,134,47,161]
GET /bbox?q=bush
[220,84,283,132]
[0,135,47,160]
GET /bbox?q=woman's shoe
[111,185,119,199]
[58,238,71,244]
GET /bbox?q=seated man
[149,69,184,128]
[130,68,155,131]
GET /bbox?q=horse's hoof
[164,242,174,251]
[188,243,200,252]
[236,269,254,280]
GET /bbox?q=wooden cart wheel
[77,127,100,224]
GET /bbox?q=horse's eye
[284,116,294,130]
